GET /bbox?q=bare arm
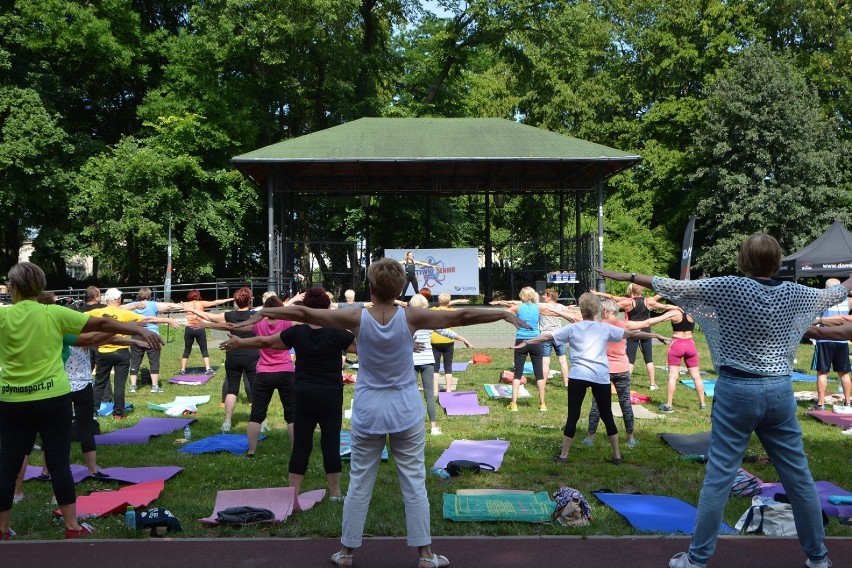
[597,269,654,289]
[448,299,470,306]
[624,310,677,330]
[199,298,232,308]
[243,306,361,331]
[184,306,226,323]
[624,329,670,344]
[512,332,554,348]
[80,317,163,350]
[406,306,529,331]
[816,315,852,327]
[804,323,852,341]
[141,316,180,329]
[221,333,288,352]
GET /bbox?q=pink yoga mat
[198,487,326,525]
[168,374,213,385]
[433,439,510,471]
[808,410,852,430]
[58,480,164,518]
[438,391,489,416]
[24,464,89,484]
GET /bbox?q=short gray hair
[8,262,46,298]
[601,299,620,314]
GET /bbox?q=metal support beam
[267,176,275,292]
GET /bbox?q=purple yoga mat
[95,417,196,445]
[759,480,852,518]
[433,439,510,471]
[168,374,213,385]
[438,391,489,416]
[808,410,852,430]
[24,464,89,484]
[97,466,184,484]
[438,362,470,373]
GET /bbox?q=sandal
[418,553,449,568]
[330,550,353,567]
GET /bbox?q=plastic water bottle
[184,425,192,440]
[430,467,450,479]
[125,505,136,531]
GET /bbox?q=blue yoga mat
[339,430,388,461]
[681,379,715,397]
[97,402,134,416]
[791,371,819,382]
[178,433,265,455]
[593,492,736,535]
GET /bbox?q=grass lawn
[14,323,852,540]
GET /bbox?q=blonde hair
[368,257,406,301]
[737,234,781,277]
[408,294,429,308]
[8,262,46,298]
[519,286,539,303]
[627,283,645,297]
[578,292,601,320]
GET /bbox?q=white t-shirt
[551,320,624,384]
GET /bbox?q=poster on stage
[384,248,480,295]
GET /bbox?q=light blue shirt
[133,300,160,334]
[551,321,624,385]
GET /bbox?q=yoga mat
[759,480,852,518]
[168,374,213,385]
[147,395,211,412]
[339,430,388,461]
[443,491,555,522]
[97,466,184,484]
[198,487,325,525]
[438,391,490,416]
[483,384,530,399]
[24,465,90,484]
[792,371,818,382]
[97,402,134,416]
[179,433,263,455]
[611,402,663,419]
[63,480,164,518]
[95,417,195,445]
[456,489,534,496]
[681,379,716,397]
[438,362,470,373]
[433,439,510,471]
[808,410,852,430]
[657,431,711,457]
[593,492,736,535]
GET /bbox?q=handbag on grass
[735,496,796,536]
[445,460,496,476]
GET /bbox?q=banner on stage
[385,248,479,295]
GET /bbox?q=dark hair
[367,258,406,301]
[85,286,100,302]
[36,291,56,305]
[186,289,201,301]
[737,234,782,277]
[137,287,152,301]
[419,287,432,301]
[303,287,331,309]
[264,295,283,308]
[8,262,46,298]
[233,287,253,308]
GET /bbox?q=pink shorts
[668,338,699,368]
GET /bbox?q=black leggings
[183,327,209,359]
[402,270,419,298]
[588,372,633,436]
[626,332,653,365]
[432,342,455,372]
[289,388,343,476]
[0,394,76,510]
[249,371,295,424]
[564,378,618,438]
[71,385,97,454]
[223,351,258,398]
[513,339,544,380]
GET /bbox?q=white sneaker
[150,386,164,393]
[221,420,231,433]
[650,384,659,391]
[430,426,442,436]
[806,557,832,568]
[842,428,852,436]
[260,421,271,433]
[669,552,706,568]
[129,386,137,394]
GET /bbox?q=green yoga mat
[443,491,555,522]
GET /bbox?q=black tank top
[224,310,258,357]
[404,260,416,276]
[627,297,649,322]
[671,311,695,333]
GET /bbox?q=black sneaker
[810,404,826,411]
[551,454,567,464]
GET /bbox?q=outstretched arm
[624,329,670,344]
[220,333,288,352]
[239,306,361,331]
[141,316,180,329]
[512,332,554,348]
[407,306,530,331]
[804,323,852,341]
[80,317,163,350]
[597,269,654,289]
[624,310,678,330]
[184,306,226,323]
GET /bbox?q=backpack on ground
[552,487,593,527]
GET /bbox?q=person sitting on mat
[228,257,528,568]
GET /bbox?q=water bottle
[125,505,136,531]
[184,425,192,440]
[430,467,450,479]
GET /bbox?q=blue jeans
[688,375,828,565]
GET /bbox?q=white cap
[103,288,122,301]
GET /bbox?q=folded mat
[179,433,263,455]
[339,430,388,461]
[593,492,736,535]
[483,384,530,399]
[97,466,184,484]
[680,379,715,397]
[438,391,489,416]
[198,487,325,525]
[807,410,852,430]
[97,402,134,416]
[438,362,470,373]
[657,431,711,457]
[95,417,196,445]
[147,395,211,412]
[433,439,510,471]
[60,480,164,518]
[25,464,89,484]
[611,402,663,419]
[168,374,213,385]
[759,480,852,518]
[443,491,554,522]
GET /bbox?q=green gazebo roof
[232,117,640,194]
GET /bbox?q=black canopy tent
[779,221,852,280]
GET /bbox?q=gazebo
[231,117,641,299]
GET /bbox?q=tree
[689,44,850,274]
